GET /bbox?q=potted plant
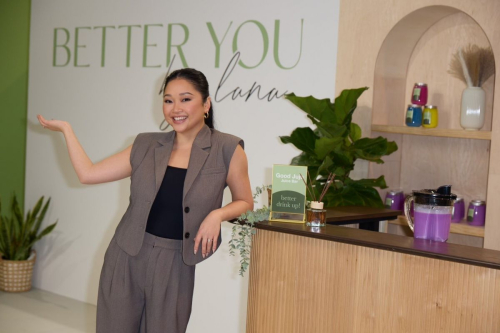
[280,87,397,207]
[230,88,398,275]
[0,195,57,292]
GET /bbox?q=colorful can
[406,104,423,127]
[451,197,465,223]
[467,200,486,226]
[411,83,428,106]
[423,105,438,128]
[385,190,405,211]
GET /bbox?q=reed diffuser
[301,172,335,227]
[448,44,495,130]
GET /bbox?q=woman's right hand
[36,114,132,184]
[37,114,70,133]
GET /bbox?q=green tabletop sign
[270,164,307,223]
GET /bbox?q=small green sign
[270,164,307,223]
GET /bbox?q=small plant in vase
[448,44,495,130]
[229,185,271,276]
[0,195,57,292]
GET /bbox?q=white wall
[26,0,340,331]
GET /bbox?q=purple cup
[467,200,486,226]
[385,190,404,211]
[451,197,465,223]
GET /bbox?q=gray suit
[115,124,244,265]
[97,125,244,333]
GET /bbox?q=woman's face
[163,78,210,134]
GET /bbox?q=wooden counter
[246,221,500,333]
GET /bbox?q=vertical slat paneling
[247,229,500,333]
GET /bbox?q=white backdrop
[26,0,340,331]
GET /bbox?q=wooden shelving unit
[365,7,496,249]
[371,125,492,141]
[389,215,485,238]
[335,2,500,250]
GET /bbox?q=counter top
[324,206,401,224]
[256,221,500,270]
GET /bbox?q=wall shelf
[365,7,497,249]
[372,125,492,140]
[390,215,485,238]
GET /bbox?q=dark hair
[159,68,214,129]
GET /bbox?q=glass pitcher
[404,185,457,242]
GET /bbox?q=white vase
[460,87,486,130]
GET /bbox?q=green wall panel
[0,0,31,212]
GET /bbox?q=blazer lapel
[183,125,211,200]
[154,131,175,194]
[154,125,212,200]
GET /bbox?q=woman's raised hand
[36,113,132,184]
[37,114,70,133]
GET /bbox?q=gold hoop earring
[204,111,209,119]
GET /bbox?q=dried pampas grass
[448,44,495,87]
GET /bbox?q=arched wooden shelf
[369,5,496,248]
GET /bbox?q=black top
[146,166,187,240]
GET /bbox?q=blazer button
[184,207,190,213]
[184,232,190,239]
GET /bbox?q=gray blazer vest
[114,124,244,266]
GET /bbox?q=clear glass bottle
[306,201,326,227]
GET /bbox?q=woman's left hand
[194,210,222,258]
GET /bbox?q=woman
[37,68,253,333]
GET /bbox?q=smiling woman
[163,80,211,139]
[36,68,253,333]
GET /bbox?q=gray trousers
[97,232,195,333]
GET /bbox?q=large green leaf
[290,152,321,167]
[324,182,384,208]
[314,137,343,160]
[312,120,347,140]
[35,222,57,242]
[386,141,398,156]
[307,166,319,185]
[12,196,23,242]
[317,122,347,139]
[285,93,334,122]
[12,196,23,224]
[349,123,362,142]
[331,150,354,167]
[289,153,321,182]
[26,197,43,235]
[348,176,388,189]
[0,216,7,257]
[4,216,12,258]
[280,127,318,155]
[334,87,368,125]
[317,155,334,176]
[351,136,397,163]
[33,198,50,236]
